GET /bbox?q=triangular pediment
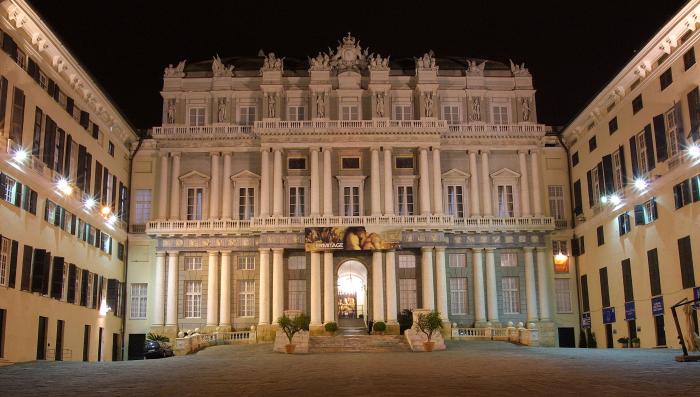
[179,170,210,182]
[490,167,521,179]
[231,170,260,180]
[442,168,470,179]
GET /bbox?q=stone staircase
[309,334,410,353]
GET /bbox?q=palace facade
[125,32,579,354]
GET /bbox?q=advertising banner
[624,302,636,321]
[651,296,664,316]
[304,227,400,252]
[602,307,616,324]
[581,312,591,328]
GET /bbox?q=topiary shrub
[324,321,338,333]
[373,321,386,333]
[416,310,444,342]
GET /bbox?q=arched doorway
[336,260,368,328]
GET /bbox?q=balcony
[152,125,254,140]
[255,119,447,135]
[145,215,555,236]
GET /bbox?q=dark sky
[28,0,688,131]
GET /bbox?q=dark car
[144,340,174,359]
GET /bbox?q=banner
[581,312,591,328]
[624,302,636,321]
[603,307,616,324]
[651,296,664,316]
[304,227,400,252]
[694,287,700,309]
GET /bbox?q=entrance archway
[336,260,368,326]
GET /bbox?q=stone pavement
[0,341,698,396]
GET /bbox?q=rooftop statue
[309,52,331,71]
[466,59,487,76]
[415,50,438,71]
[509,59,531,76]
[164,60,186,78]
[326,32,368,72]
[260,52,284,73]
[212,54,234,77]
[368,53,390,71]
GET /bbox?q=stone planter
[325,331,336,337]
[285,344,296,354]
[632,342,640,348]
[423,341,435,352]
[373,331,385,336]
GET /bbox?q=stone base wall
[405,329,446,352]
[273,330,310,353]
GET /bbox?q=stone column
[221,153,232,219]
[219,251,231,327]
[531,150,542,216]
[153,252,166,326]
[434,247,448,320]
[383,147,394,215]
[537,247,551,321]
[370,147,381,216]
[271,248,284,322]
[209,153,220,219]
[385,250,397,324]
[166,251,179,326]
[469,151,480,216]
[323,251,334,323]
[260,149,270,217]
[480,151,492,217]
[419,147,431,215]
[310,251,322,326]
[169,153,181,220]
[524,247,539,322]
[485,248,498,322]
[372,251,385,321]
[310,147,320,217]
[158,155,169,220]
[272,149,283,217]
[323,148,333,216]
[258,249,271,325]
[472,248,486,323]
[518,151,531,217]
[206,251,219,327]
[432,148,443,215]
[421,247,435,310]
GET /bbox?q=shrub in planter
[277,313,311,353]
[398,309,413,335]
[147,332,170,343]
[416,310,444,352]
[373,321,387,334]
[630,337,640,348]
[324,321,338,335]
[617,337,629,348]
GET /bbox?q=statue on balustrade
[423,91,434,117]
[521,97,532,122]
[266,93,277,118]
[470,96,481,121]
[166,99,176,124]
[316,92,326,118]
[217,97,227,123]
[375,91,385,117]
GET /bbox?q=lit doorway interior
[337,260,368,324]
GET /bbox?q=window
[501,277,520,314]
[634,198,658,225]
[555,279,572,313]
[289,186,305,217]
[647,248,662,296]
[288,255,306,270]
[621,259,634,303]
[394,104,412,120]
[1,174,19,205]
[287,106,305,121]
[238,255,255,270]
[491,105,509,124]
[448,253,465,268]
[684,48,696,70]
[10,87,25,145]
[443,105,460,125]
[500,252,518,267]
[134,189,152,225]
[588,136,597,152]
[39,70,48,90]
[239,280,255,316]
[184,256,202,271]
[341,157,360,170]
[0,237,9,286]
[188,107,205,126]
[553,240,569,273]
[599,267,610,308]
[399,278,417,310]
[635,130,649,175]
[597,225,605,246]
[496,185,514,217]
[611,149,624,192]
[548,185,565,220]
[398,255,416,268]
[288,279,307,312]
[343,186,360,216]
[608,117,618,134]
[395,156,414,169]
[580,274,590,312]
[396,185,414,216]
[341,105,359,120]
[130,283,147,319]
[449,278,467,315]
[239,106,256,125]
[618,212,631,236]
[572,151,579,167]
[186,188,204,220]
[446,185,464,217]
[238,187,255,220]
[184,281,202,318]
[632,94,643,114]
[108,141,115,157]
[659,68,673,91]
[674,179,693,209]
[287,157,306,170]
[665,107,680,158]
[678,236,696,289]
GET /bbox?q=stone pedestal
[256,324,278,342]
[537,321,556,347]
[385,323,401,335]
[404,329,446,352]
[309,324,325,336]
[273,330,309,353]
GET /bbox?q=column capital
[420,246,434,253]
[156,251,167,257]
[480,149,490,156]
[431,146,441,152]
[170,151,181,158]
[220,250,232,256]
[523,247,535,252]
[309,146,321,152]
[261,146,272,153]
[207,250,220,255]
[472,247,485,252]
[258,248,271,254]
[382,146,392,152]
[434,246,447,252]
[535,246,547,253]
[166,250,180,256]
[484,247,496,253]
[272,247,285,253]
[322,146,332,153]
[222,151,232,157]
[518,149,529,156]
[210,151,221,157]
[418,145,430,151]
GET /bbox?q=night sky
[28,0,688,132]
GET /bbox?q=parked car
[144,339,174,359]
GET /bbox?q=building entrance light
[554,251,568,266]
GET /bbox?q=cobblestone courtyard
[0,341,698,396]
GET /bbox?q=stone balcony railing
[146,215,554,236]
[255,119,447,135]
[152,125,254,140]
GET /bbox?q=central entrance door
[336,260,368,328]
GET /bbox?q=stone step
[309,335,409,353]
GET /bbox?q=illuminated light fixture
[100,206,111,216]
[634,178,648,191]
[600,195,609,204]
[609,193,621,206]
[83,196,97,210]
[12,147,29,163]
[554,251,568,266]
[99,299,111,316]
[688,144,700,159]
[56,178,73,196]
[107,214,117,225]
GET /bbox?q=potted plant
[277,313,311,353]
[372,321,386,335]
[416,310,444,352]
[617,336,629,348]
[324,321,338,336]
[630,337,640,348]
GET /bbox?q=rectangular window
[581,274,590,312]
[443,105,460,125]
[395,156,414,169]
[665,107,680,158]
[10,87,25,145]
[288,255,306,270]
[634,198,658,225]
[108,141,115,157]
[573,179,582,215]
[398,255,416,268]
[32,107,43,157]
[134,189,152,225]
[449,278,467,315]
[674,179,692,209]
[618,213,631,236]
[632,94,643,114]
[621,259,634,303]
[647,248,662,296]
[238,187,255,220]
[1,174,19,205]
[597,225,605,246]
[287,106,305,121]
[341,105,359,121]
[0,237,9,287]
[555,279,573,313]
[599,267,610,308]
[572,152,579,167]
[588,136,597,152]
[684,48,696,70]
[239,106,256,125]
[448,253,465,268]
[612,149,624,192]
[343,186,360,216]
[548,185,565,220]
[188,107,205,126]
[500,252,518,267]
[678,236,696,289]
[341,157,360,170]
[186,188,204,220]
[491,105,509,124]
[287,157,306,170]
[184,281,202,318]
[237,255,255,270]
[289,186,305,217]
[396,185,414,216]
[589,165,601,206]
[394,104,412,120]
[553,240,569,273]
[608,117,618,134]
[130,283,147,319]
[239,280,255,317]
[659,68,673,91]
[446,185,464,217]
[184,256,202,271]
[399,278,417,311]
[501,277,520,314]
[496,185,514,217]
[635,130,649,175]
[288,279,307,313]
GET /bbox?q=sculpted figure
[471,97,481,121]
[267,93,277,118]
[217,97,227,122]
[166,99,176,123]
[423,92,434,117]
[375,92,385,117]
[316,92,325,118]
[521,97,532,121]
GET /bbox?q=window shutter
[629,136,639,179]
[55,128,65,175]
[64,134,72,176]
[41,252,51,295]
[77,145,86,191]
[31,249,46,293]
[80,111,90,129]
[621,259,634,302]
[687,87,700,141]
[92,124,99,140]
[674,184,684,209]
[92,273,99,309]
[66,97,74,115]
[599,267,610,308]
[651,198,659,221]
[618,146,627,185]
[50,257,64,299]
[27,58,39,82]
[586,170,594,208]
[573,180,582,215]
[47,79,56,98]
[602,154,614,194]
[678,236,696,289]
[81,269,89,306]
[647,249,662,296]
[580,275,590,312]
[674,102,686,146]
[85,153,92,195]
[8,240,18,288]
[13,182,22,206]
[67,264,77,303]
[618,215,624,236]
[692,176,700,202]
[571,238,580,257]
[652,114,668,162]
[111,175,117,207]
[20,245,32,291]
[93,162,103,202]
[643,124,655,171]
[634,204,645,225]
[596,162,604,197]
